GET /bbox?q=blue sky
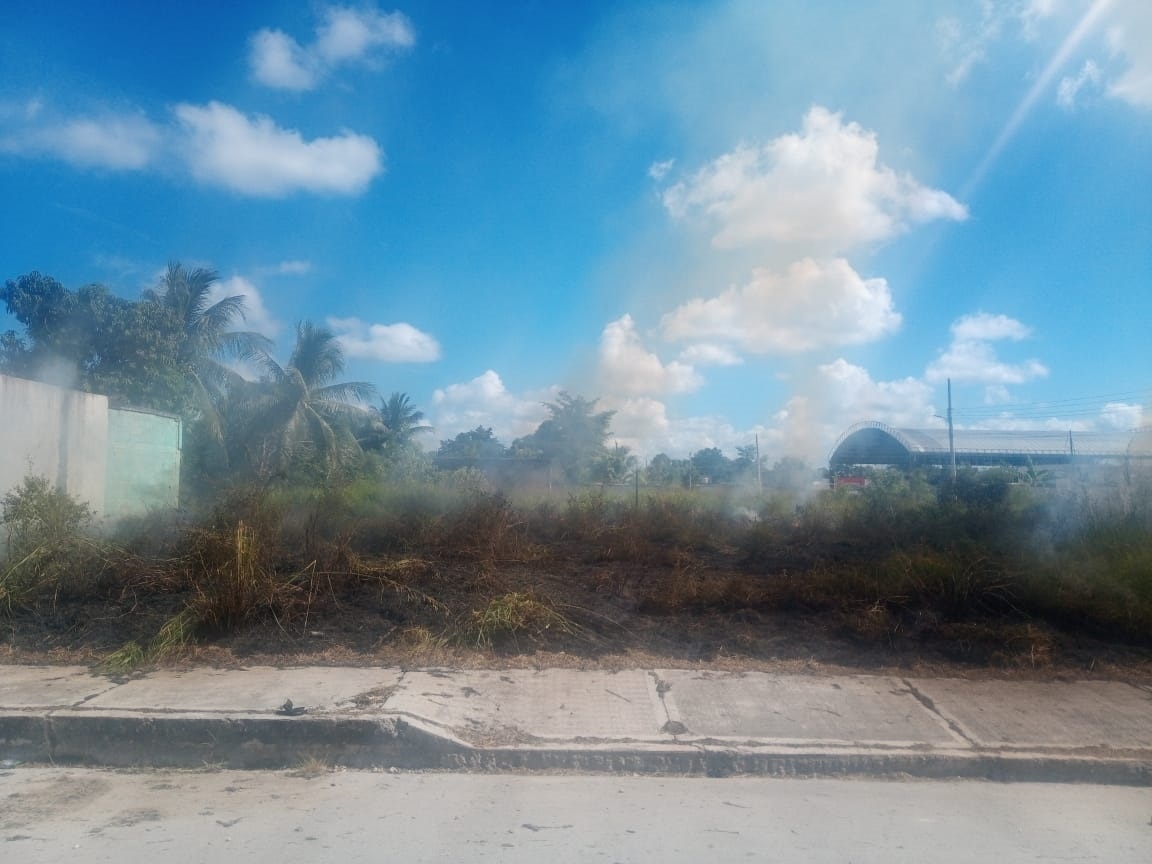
[2,0,1150,461]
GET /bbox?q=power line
[953,386,1151,421]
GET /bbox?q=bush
[1,475,97,610]
[2,474,93,556]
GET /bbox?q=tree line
[2,264,805,493]
[435,426,811,489]
[1,265,424,491]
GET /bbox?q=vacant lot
[3,473,1152,681]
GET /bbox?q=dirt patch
[0,774,109,830]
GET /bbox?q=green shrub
[1,475,96,611]
[2,474,93,555]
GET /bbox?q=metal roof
[830,421,1150,467]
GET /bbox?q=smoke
[34,355,80,391]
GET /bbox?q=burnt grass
[3,483,1152,680]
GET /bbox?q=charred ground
[3,474,1151,682]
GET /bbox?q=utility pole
[755,433,762,494]
[947,378,957,482]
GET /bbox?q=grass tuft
[464,591,576,649]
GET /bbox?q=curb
[4,711,1150,785]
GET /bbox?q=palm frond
[217,330,275,363]
[288,320,344,388]
[198,294,248,335]
[313,381,378,405]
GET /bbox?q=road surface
[2,766,1149,862]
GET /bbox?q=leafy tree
[765,456,812,490]
[1,272,187,410]
[232,320,376,480]
[590,442,637,484]
[513,392,615,484]
[690,447,735,484]
[645,452,680,486]
[436,426,507,466]
[0,265,272,426]
[0,331,32,377]
[1,272,77,359]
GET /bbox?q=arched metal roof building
[829,421,1151,469]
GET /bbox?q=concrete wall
[105,407,182,519]
[0,374,109,517]
[0,374,181,523]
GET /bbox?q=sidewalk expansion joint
[70,685,123,709]
[900,678,977,747]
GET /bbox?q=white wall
[0,374,109,517]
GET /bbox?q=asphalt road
[2,766,1150,862]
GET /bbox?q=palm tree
[362,392,432,456]
[236,320,377,479]
[144,262,273,441]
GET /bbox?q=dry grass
[2,473,1150,675]
[289,756,332,778]
[462,591,577,649]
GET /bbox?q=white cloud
[431,370,553,444]
[817,359,939,429]
[960,402,1145,435]
[209,275,281,339]
[601,395,770,462]
[249,5,415,91]
[0,110,160,169]
[1019,0,1062,40]
[660,257,901,355]
[607,361,936,465]
[1106,0,1152,108]
[677,343,744,366]
[983,384,1013,405]
[273,259,312,275]
[316,6,415,63]
[1100,401,1143,429]
[928,342,1048,385]
[1,99,383,197]
[1012,0,1152,110]
[765,360,939,462]
[249,29,319,91]
[648,159,674,181]
[175,101,382,196]
[1058,59,1102,107]
[328,316,440,363]
[602,360,938,463]
[949,311,1032,342]
[597,314,703,395]
[662,106,967,254]
[936,4,1004,86]
[52,115,160,169]
[926,312,1049,385]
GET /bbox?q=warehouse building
[829,420,1150,472]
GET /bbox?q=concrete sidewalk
[2,665,1150,783]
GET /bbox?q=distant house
[0,373,181,522]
